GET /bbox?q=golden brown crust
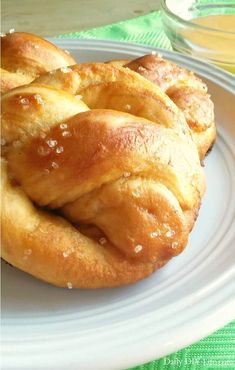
[123,55,216,159]
[1,83,89,146]
[1,41,215,288]
[1,81,206,288]
[36,58,216,159]
[1,160,161,288]
[35,62,191,134]
[1,32,76,94]
[6,108,204,210]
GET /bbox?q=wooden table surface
[2,0,161,36]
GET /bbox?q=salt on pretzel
[35,62,192,134]
[110,55,216,160]
[0,32,75,94]
[35,59,215,159]
[1,80,205,288]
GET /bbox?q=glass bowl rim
[160,0,235,35]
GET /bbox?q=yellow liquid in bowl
[187,14,235,73]
[193,14,235,32]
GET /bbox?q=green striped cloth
[58,11,171,49]
[131,322,235,370]
[59,10,235,370]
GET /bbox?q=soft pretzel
[108,55,216,159]
[0,32,76,94]
[1,78,205,288]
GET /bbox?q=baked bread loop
[1,83,89,147]
[35,62,191,135]
[1,83,205,288]
[122,55,216,159]
[1,32,76,94]
[1,159,161,288]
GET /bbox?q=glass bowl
[160,0,235,73]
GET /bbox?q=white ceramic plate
[2,39,235,370]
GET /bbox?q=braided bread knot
[1,61,206,288]
[0,32,75,94]
[121,55,216,159]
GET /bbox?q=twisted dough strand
[35,62,191,133]
[1,32,76,94]
[35,59,215,159]
[1,160,161,288]
[2,82,205,287]
[124,55,216,159]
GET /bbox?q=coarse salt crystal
[60,123,68,129]
[63,251,69,258]
[123,172,131,178]
[62,131,71,137]
[34,94,44,104]
[171,242,178,249]
[20,97,29,105]
[46,139,57,147]
[138,66,146,72]
[9,28,15,34]
[134,244,143,253]
[67,282,73,289]
[150,231,159,238]
[56,146,64,154]
[99,237,107,245]
[166,230,175,238]
[51,162,59,169]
